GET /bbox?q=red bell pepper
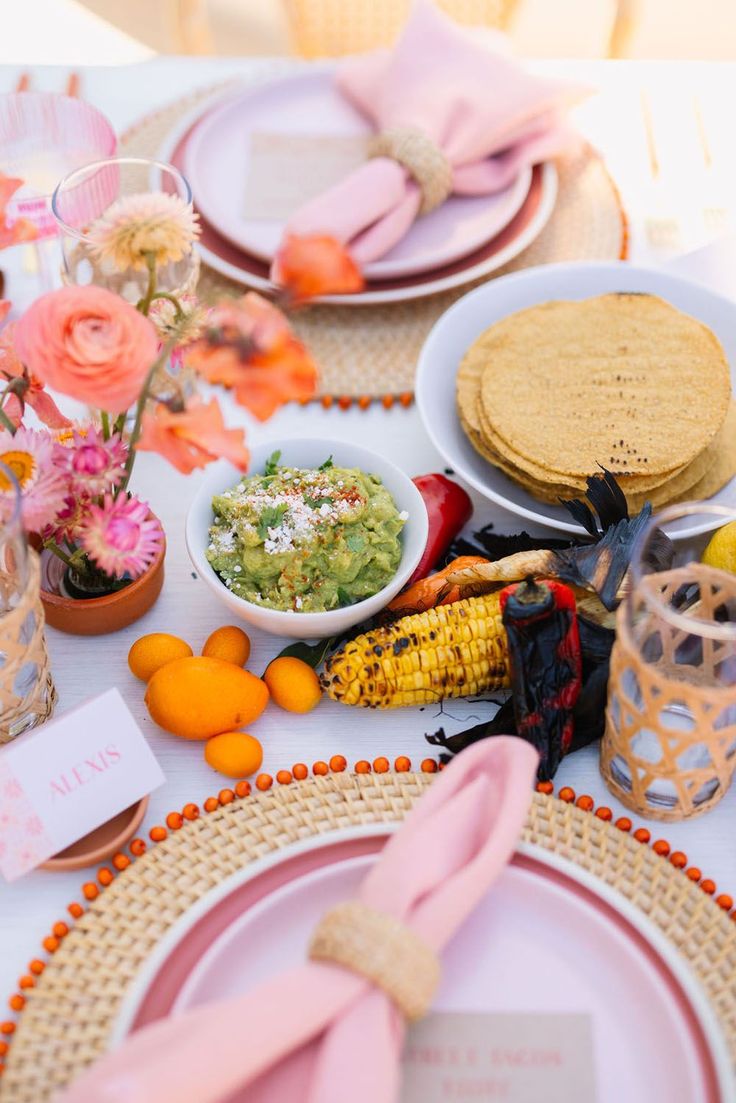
[410,473,472,584]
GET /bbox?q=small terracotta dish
[41,796,148,872]
[39,524,166,636]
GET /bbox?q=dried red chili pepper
[410,474,472,583]
[500,577,582,781]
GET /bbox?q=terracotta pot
[39,525,166,636]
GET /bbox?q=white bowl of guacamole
[186,439,429,638]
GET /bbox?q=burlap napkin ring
[309,900,440,1021]
[368,127,453,214]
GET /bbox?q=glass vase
[0,463,56,743]
[601,502,736,820]
[51,156,199,301]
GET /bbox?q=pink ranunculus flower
[13,286,159,415]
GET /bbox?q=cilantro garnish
[257,502,288,540]
[337,586,354,607]
[305,495,334,510]
[318,456,334,471]
[346,532,365,553]
[264,450,282,477]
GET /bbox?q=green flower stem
[121,334,180,491]
[0,405,16,435]
[147,291,184,321]
[136,252,158,317]
[100,410,111,441]
[42,540,77,571]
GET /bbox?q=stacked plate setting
[157,69,558,305]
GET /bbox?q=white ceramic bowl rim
[185,438,429,636]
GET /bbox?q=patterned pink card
[0,688,164,881]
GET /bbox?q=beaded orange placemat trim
[0,751,732,1078]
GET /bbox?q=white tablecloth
[1,56,736,1003]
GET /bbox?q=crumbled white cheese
[398,510,409,521]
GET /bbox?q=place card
[402,1012,596,1101]
[0,688,164,881]
[244,132,369,220]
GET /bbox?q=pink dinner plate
[114,828,732,1102]
[157,93,557,306]
[183,71,532,281]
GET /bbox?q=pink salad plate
[112,826,733,1103]
[182,70,532,281]
[156,88,557,305]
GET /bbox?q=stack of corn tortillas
[456,292,736,510]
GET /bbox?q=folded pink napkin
[275,0,587,268]
[59,737,537,1103]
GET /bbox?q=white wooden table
[1,56,736,1004]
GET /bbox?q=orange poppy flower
[186,293,318,421]
[136,398,250,475]
[0,301,70,429]
[272,234,364,302]
[0,175,37,250]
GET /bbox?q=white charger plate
[111,825,734,1103]
[415,261,736,539]
[182,70,532,281]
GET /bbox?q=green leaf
[337,586,355,607]
[304,495,333,510]
[345,531,365,553]
[264,450,282,477]
[271,636,337,669]
[257,502,288,541]
[318,456,334,470]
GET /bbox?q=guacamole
[206,456,407,612]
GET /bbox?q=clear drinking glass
[0,462,56,742]
[601,502,736,820]
[51,156,199,302]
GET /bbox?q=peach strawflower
[272,234,364,302]
[186,293,318,421]
[0,301,71,430]
[86,192,200,272]
[13,286,159,414]
[79,492,164,579]
[136,398,249,475]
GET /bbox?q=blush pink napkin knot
[58,737,538,1103]
[273,0,589,268]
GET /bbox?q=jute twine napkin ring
[309,900,440,1021]
[368,126,453,214]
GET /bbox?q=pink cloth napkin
[58,737,537,1103]
[276,0,588,267]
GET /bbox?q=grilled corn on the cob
[321,593,509,708]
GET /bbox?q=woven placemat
[3,777,734,1101]
[121,78,628,402]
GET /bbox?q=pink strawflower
[49,495,93,545]
[79,491,163,580]
[0,426,67,532]
[56,426,127,495]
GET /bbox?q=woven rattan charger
[3,773,736,1102]
[120,73,628,404]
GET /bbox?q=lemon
[701,521,736,574]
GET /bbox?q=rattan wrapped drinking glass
[601,503,736,821]
[0,463,56,743]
